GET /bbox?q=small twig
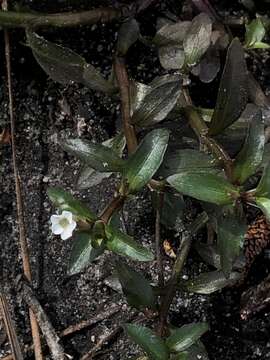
[0,294,23,360]
[80,312,137,360]
[0,8,123,28]
[183,102,233,181]
[2,0,43,358]
[114,56,138,154]
[155,192,164,287]
[21,282,68,360]
[158,212,208,335]
[60,305,120,337]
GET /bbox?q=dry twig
[0,294,23,360]
[2,0,43,358]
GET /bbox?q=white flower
[50,210,77,240]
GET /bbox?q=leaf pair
[125,322,209,360]
[154,13,212,70]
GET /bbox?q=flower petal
[50,214,61,225]
[61,226,74,240]
[62,210,73,223]
[70,220,77,231]
[52,223,64,235]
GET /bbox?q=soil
[0,1,270,359]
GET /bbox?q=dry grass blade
[0,294,23,360]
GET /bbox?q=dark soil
[1,1,270,359]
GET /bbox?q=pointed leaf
[153,21,191,46]
[105,226,154,261]
[217,210,247,277]
[194,243,221,269]
[47,187,96,221]
[125,324,169,360]
[245,18,266,48]
[167,172,240,205]
[158,149,219,179]
[117,19,140,55]
[183,13,212,66]
[27,31,115,93]
[131,75,181,127]
[232,109,264,184]
[116,262,156,310]
[255,162,270,198]
[124,129,169,193]
[166,322,209,353]
[77,133,126,189]
[209,38,248,135]
[62,138,125,172]
[255,197,270,222]
[68,231,104,275]
[185,270,242,294]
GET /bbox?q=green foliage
[232,109,264,184]
[47,187,96,222]
[62,138,125,173]
[245,18,270,49]
[217,208,247,277]
[124,324,169,360]
[166,322,209,352]
[123,129,169,193]
[26,31,116,93]
[208,38,248,136]
[167,172,240,205]
[69,231,104,275]
[105,225,154,261]
[116,262,156,310]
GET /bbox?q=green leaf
[166,322,209,353]
[125,324,169,360]
[62,138,125,172]
[208,38,248,136]
[172,341,209,360]
[131,75,181,127]
[47,187,96,222]
[124,129,170,193]
[26,31,115,93]
[153,21,191,46]
[232,109,264,184]
[245,18,266,48]
[77,133,126,189]
[117,19,140,55]
[105,226,154,261]
[250,41,270,49]
[217,210,247,277]
[183,13,212,66]
[68,231,104,275]
[158,149,219,179]
[116,262,156,310]
[167,172,240,205]
[255,197,270,222]
[185,270,242,294]
[255,162,270,198]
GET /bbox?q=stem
[114,56,138,154]
[99,194,126,224]
[2,0,43,357]
[183,105,233,180]
[155,192,164,287]
[158,212,208,335]
[0,8,123,28]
